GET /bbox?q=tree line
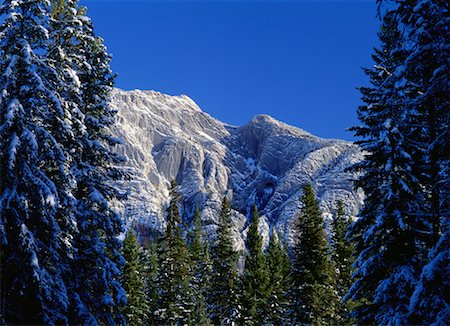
[121,181,356,326]
[0,0,447,325]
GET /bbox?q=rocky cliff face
[110,89,364,249]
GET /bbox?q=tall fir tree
[330,200,355,325]
[156,180,193,325]
[209,197,241,325]
[289,184,338,325]
[0,0,77,323]
[121,231,149,325]
[409,218,450,325]
[347,10,427,325]
[241,205,270,325]
[265,230,291,326]
[188,205,211,325]
[382,1,449,324]
[141,241,160,325]
[50,2,127,324]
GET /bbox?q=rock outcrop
[110,89,364,249]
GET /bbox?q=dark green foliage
[122,232,149,325]
[290,184,338,325]
[156,180,193,325]
[347,11,423,325]
[209,197,241,325]
[330,201,355,325]
[265,231,291,325]
[361,1,449,324]
[188,205,211,325]
[140,242,160,325]
[241,205,270,325]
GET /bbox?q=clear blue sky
[80,0,380,141]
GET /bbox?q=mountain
[110,89,364,249]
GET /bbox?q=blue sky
[80,0,380,141]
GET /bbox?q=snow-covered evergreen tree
[48,2,127,323]
[121,231,149,325]
[209,197,241,325]
[156,180,193,325]
[289,184,338,325]
[347,10,423,325]
[241,205,270,325]
[409,219,450,325]
[188,205,211,325]
[0,0,76,323]
[391,0,449,249]
[330,200,355,325]
[265,230,291,326]
[140,242,160,325]
[382,1,449,324]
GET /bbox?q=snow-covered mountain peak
[110,89,364,248]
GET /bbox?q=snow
[45,194,56,207]
[8,132,20,168]
[109,89,364,244]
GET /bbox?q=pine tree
[409,219,450,325]
[209,197,241,325]
[156,180,193,325]
[330,200,354,325]
[241,205,269,325]
[122,231,149,325]
[50,2,127,323]
[289,184,338,325]
[0,1,76,323]
[347,11,425,325]
[265,230,291,326]
[384,2,449,324]
[188,205,211,325]
[141,242,160,325]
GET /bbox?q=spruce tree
[242,205,269,325]
[289,184,338,325]
[265,231,291,326]
[188,205,211,325]
[0,1,76,323]
[141,242,160,325]
[409,219,450,325]
[383,2,449,323]
[209,197,241,325]
[50,2,127,323]
[347,11,424,325]
[156,180,192,325]
[122,231,149,325]
[330,200,354,325]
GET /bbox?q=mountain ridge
[110,88,364,249]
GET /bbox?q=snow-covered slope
[110,89,364,249]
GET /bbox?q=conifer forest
[0,0,448,325]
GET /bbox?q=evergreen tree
[188,205,211,325]
[409,219,450,325]
[381,2,449,322]
[0,1,76,323]
[141,242,160,325]
[122,231,149,325]
[347,11,425,325]
[50,2,127,323]
[330,200,354,325]
[265,231,291,326]
[156,180,192,325]
[209,197,241,325]
[241,205,269,325]
[289,184,338,325]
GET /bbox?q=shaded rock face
[110,89,364,250]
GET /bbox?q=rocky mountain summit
[110,89,364,249]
